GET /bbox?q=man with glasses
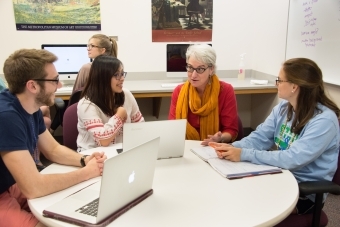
[0,49,106,227]
[168,44,239,145]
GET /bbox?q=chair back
[332,146,340,185]
[67,89,82,108]
[62,103,78,151]
[52,89,83,130]
[333,120,340,185]
[235,116,244,141]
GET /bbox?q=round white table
[28,140,298,227]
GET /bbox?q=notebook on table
[43,137,160,227]
[191,146,282,179]
[123,119,187,159]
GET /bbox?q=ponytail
[108,37,118,57]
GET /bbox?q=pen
[209,144,218,149]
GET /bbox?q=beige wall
[326,84,340,108]
[0,0,289,77]
[1,0,339,130]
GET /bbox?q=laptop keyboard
[75,198,99,217]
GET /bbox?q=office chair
[68,89,83,106]
[51,89,83,132]
[235,116,244,141]
[62,102,79,151]
[275,145,340,227]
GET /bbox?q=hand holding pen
[208,142,242,162]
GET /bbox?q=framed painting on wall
[13,0,101,31]
[152,0,213,42]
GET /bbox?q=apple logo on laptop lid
[129,171,135,183]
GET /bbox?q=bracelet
[80,155,89,167]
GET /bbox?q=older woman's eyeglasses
[114,72,127,80]
[275,78,291,85]
[87,44,101,49]
[186,65,211,74]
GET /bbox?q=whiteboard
[286,0,340,85]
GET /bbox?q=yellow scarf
[176,75,220,140]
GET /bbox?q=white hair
[185,44,216,73]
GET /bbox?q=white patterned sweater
[76,88,144,152]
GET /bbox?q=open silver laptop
[123,119,186,159]
[43,137,160,226]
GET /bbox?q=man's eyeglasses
[33,76,59,85]
[113,72,127,80]
[186,65,211,74]
[87,44,102,49]
[275,78,291,86]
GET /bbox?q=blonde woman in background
[73,34,118,92]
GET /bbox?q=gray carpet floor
[324,193,340,227]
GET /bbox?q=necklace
[276,118,298,150]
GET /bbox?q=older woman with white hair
[169,44,239,145]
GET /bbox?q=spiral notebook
[191,146,282,179]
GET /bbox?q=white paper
[190,146,218,161]
[250,80,269,85]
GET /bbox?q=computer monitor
[41,44,91,81]
[166,44,188,78]
[166,43,212,79]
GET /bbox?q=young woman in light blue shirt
[210,58,340,215]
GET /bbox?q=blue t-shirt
[0,90,46,194]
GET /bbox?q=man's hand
[85,152,107,175]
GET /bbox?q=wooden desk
[55,88,277,99]
[28,140,298,227]
[56,78,277,118]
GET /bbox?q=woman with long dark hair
[77,55,144,151]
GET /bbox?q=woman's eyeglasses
[186,65,211,74]
[87,44,102,49]
[114,72,127,80]
[275,78,291,85]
